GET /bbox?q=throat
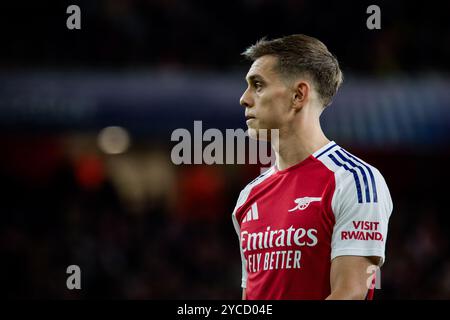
[275,138,330,171]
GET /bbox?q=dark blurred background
[0,0,450,299]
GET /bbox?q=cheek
[259,91,279,109]
[259,90,289,116]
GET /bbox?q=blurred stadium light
[1,71,449,150]
[1,0,450,300]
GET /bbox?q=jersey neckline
[273,141,337,175]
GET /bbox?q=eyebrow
[245,74,265,83]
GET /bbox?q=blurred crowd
[1,134,449,299]
[1,0,449,300]
[1,0,449,73]
[0,135,253,299]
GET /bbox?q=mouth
[245,115,256,120]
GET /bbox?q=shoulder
[314,143,380,177]
[246,166,277,188]
[233,166,277,212]
[314,144,389,205]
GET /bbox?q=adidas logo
[242,202,259,223]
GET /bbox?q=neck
[272,112,330,171]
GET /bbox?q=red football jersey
[232,141,393,300]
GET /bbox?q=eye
[254,81,263,91]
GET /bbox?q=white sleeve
[231,168,276,289]
[239,246,247,288]
[331,167,393,266]
[231,189,249,289]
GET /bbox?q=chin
[247,128,258,140]
[247,128,271,142]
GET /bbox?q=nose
[240,88,253,108]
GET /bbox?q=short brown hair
[242,34,343,107]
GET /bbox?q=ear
[292,81,310,111]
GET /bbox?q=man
[232,34,393,300]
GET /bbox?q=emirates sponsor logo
[242,226,318,272]
[241,225,318,253]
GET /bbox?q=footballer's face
[240,55,294,140]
